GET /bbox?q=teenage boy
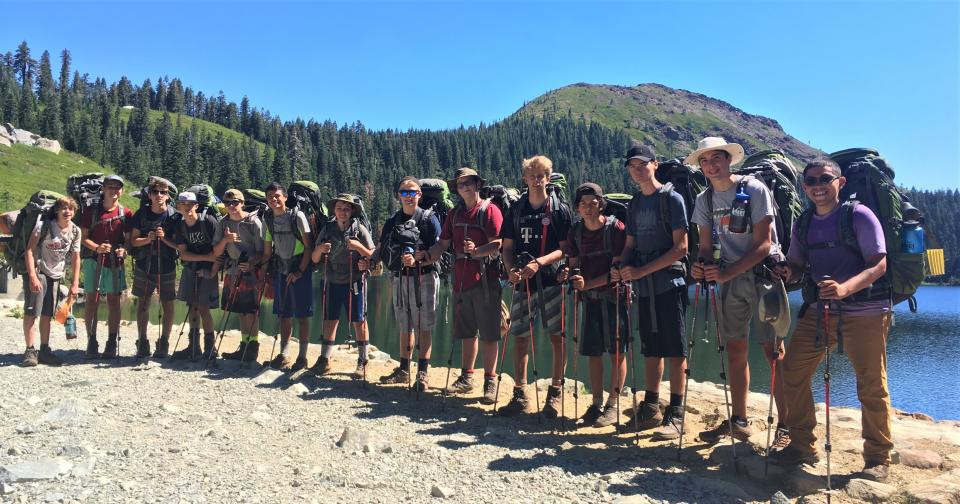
[261,182,314,371]
[211,189,266,363]
[376,177,441,391]
[170,191,220,360]
[613,145,689,440]
[311,193,375,379]
[22,196,81,366]
[424,168,503,403]
[772,159,893,481]
[500,155,573,417]
[129,177,178,358]
[565,183,628,427]
[688,137,787,444]
[80,174,132,359]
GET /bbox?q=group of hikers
[5,136,897,483]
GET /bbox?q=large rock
[902,468,960,504]
[335,426,388,453]
[895,449,943,469]
[845,478,895,502]
[36,138,61,155]
[0,134,11,147]
[0,457,73,483]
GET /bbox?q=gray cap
[178,191,197,203]
[104,175,125,187]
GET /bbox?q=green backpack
[655,158,707,278]
[2,190,65,277]
[733,149,804,257]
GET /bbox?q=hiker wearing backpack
[374,177,441,391]
[311,193,375,379]
[564,183,629,427]
[261,182,315,371]
[129,177,179,359]
[169,191,221,360]
[612,145,690,440]
[211,189,266,363]
[771,159,893,481]
[688,137,788,445]
[500,155,574,418]
[79,175,132,359]
[424,168,504,403]
[21,196,82,367]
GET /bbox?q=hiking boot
[290,356,309,373]
[85,338,100,359]
[413,371,429,393]
[698,417,753,443]
[241,341,260,363]
[770,444,820,467]
[444,373,475,395]
[651,406,684,441]
[624,401,662,432]
[101,338,118,359]
[221,342,246,361]
[202,333,217,360]
[860,462,890,482]
[352,360,368,381]
[578,404,603,427]
[542,385,562,419]
[379,367,410,385]
[498,387,531,417]
[593,403,620,428]
[171,342,202,360]
[771,426,791,451]
[480,376,497,405]
[268,353,293,370]
[135,338,151,359]
[22,347,39,367]
[310,356,331,376]
[152,338,170,359]
[38,345,63,367]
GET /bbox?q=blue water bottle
[902,221,925,254]
[65,313,77,340]
[728,185,751,234]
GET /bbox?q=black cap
[574,182,604,207]
[624,145,656,166]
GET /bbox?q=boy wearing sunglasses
[772,159,893,481]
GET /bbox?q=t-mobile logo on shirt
[520,227,535,244]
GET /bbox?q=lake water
[101,280,960,420]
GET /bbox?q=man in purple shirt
[772,159,893,482]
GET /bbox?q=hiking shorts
[23,273,61,317]
[221,272,262,315]
[452,278,502,342]
[509,284,563,339]
[177,268,219,308]
[391,270,439,332]
[271,268,314,319]
[579,296,629,357]
[636,286,688,358]
[133,268,177,301]
[323,280,366,322]
[718,270,776,344]
[82,258,126,295]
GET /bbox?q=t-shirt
[79,204,133,267]
[567,216,626,296]
[501,194,573,289]
[787,204,889,316]
[131,206,178,275]
[171,213,219,271]
[378,208,441,272]
[213,213,265,275]
[439,200,503,293]
[626,187,688,296]
[692,176,781,264]
[316,219,375,285]
[31,219,81,279]
[264,209,310,260]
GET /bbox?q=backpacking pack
[66,172,106,225]
[601,193,631,223]
[548,172,569,206]
[243,189,268,217]
[381,207,432,273]
[571,214,620,261]
[478,184,520,218]
[287,180,328,237]
[731,149,803,256]
[655,159,707,275]
[417,178,456,279]
[133,176,179,210]
[171,183,221,245]
[2,190,65,277]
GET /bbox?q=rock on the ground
[845,478,895,502]
[895,448,943,469]
[902,468,960,504]
[251,368,286,385]
[335,426,387,453]
[42,398,92,424]
[0,457,73,483]
[770,490,790,504]
[431,484,455,498]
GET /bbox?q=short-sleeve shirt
[213,213,265,275]
[79,204,133,267]
[439,201,503,293]
[264,210,310,260]
[567,216,626,296]
[787,204,889,315]
[32,219,81,279]
[501,194,573,289]
[626,187,688,296]
[130,206,178,274]
[378,208,442,272]
[691,175,781,264]
[171,213,219,271]
[316,219,375,285]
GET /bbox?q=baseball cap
[223,189,244,202]
[178,192,198,203]
[624,145,657,166]
[574,182,604,206]
[104,175,125,187]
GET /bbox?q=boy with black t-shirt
[170,191,220,360]
[500,155,573,418]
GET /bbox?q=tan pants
[781,308,893,464]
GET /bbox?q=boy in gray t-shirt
[687,137,787,446]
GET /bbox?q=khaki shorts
[717,270,776,344]
[453,278,503,342]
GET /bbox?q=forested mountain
[1,41,957,275]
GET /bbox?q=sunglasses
[150,190,169,195]
[803,175,839,186]
[456,180,476,188]
[224,200,243,206]
[398,190,419,198]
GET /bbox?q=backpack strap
[572,216,617,259]
[803,201,860,253]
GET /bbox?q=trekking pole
[207,263,245,368]
[442,244,471,410]
[169,275,197,361]
[112,251,122,363]
[821,275,833,503]
[525,276,543,423]
[764,327,783,474]
[265,278,292,368]
[233,270,269,371]
[412,261,423,399]
[558,265,567,431]
[677,278,702,460]
[710,282,739,472]
[489,272,518,420]
[87,252,105,344]
[155,235,162,351]
[571,269,580,427]
[624,277,639,443]
[613,266,623,432]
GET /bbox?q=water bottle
[728,185,751,234]
[902,222,925,254]
[65,313,77,340]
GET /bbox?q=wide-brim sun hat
[327,193,361,215]
[446,167,486,191]
[685,136,745,167]
[758,277,791,338]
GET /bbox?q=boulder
[36,138,61,155]
[0,457,73,483]
[895,449,943,469]
[845,478,895,502]
[902,469,960,504]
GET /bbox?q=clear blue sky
[3,1,958,189]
